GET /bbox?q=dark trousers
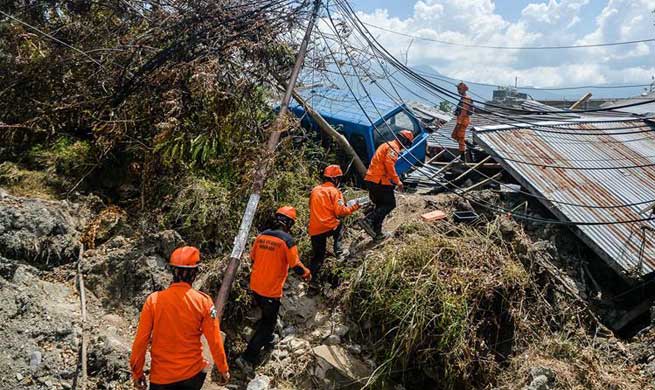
[150,371,206,390]
[366,182,396,234]
[242,293,281,364]
[310,223,344,278]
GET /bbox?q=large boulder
[0,190,90,267]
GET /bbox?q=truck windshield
[374,111,420,148]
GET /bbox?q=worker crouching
[130,246,230,390]
[360,130,414,241]
[237,206,311,370]
[308,165,361,280]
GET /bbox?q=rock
[0,193,88,266]
[325,335,341,346]
[29,350,42,370]
[16,373,23,381]
[346,344,362,354]
[312,345,372,382]
[529,367,555,382]
[524,367,555,390]
[525,375,550,390]
[282,326,296,337]
[247,374,271,390]
[152,230,184,259]
[333,324,349,337]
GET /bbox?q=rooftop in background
[601,92,655,116]
[474,117,655,281]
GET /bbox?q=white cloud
[353,0,655,87]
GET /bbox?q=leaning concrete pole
[214,0,322,318]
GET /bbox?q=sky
[345,0,655,92]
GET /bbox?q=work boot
[358,219,376,238]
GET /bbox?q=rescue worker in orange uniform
[451,82,474,161]
[308,165,361,278]
[360,130,414,241]
[130,246,230,390]
[237,206,311,370]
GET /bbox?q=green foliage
[28,136,94,177]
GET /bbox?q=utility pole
[214,0,322,318]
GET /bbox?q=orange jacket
[364,140,402,186]
[130,283,229,385]
[308,182,360,236]
[250,229,303,298]
[455,96,473,121]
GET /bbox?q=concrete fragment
[247,374,271,390]
[312,345,372,382]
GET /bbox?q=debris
[453,210,479,223]
[312,345,371,382]
[29,350,42,371]
[247,374,271,390]
[325,335,341,345]
[420,210,447,222]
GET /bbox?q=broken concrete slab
[312,344,371,382]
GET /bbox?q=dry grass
[342,214,651,389]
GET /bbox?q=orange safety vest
[308,182,359,236]
[364,140,402,186]
[249,229,302,298]
[130,283,229,385]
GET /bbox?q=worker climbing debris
[236,206,312,371]
[359,130,414,241]
[308,164,361,281]
[451,82,475,162]
[130,246,230,390]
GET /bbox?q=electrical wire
[317,0,655,225]
[363,21,655,50]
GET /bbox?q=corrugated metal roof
[474,117,655,281]
[290,88,400,126]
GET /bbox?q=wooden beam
[569,92,593,110]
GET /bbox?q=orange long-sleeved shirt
[249,229,302,298]
[308,182,359,236]
[364,140,402,186]
[130,283,229,385]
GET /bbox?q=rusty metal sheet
[474,117,655,281]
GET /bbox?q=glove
[133,376,147,390]
[214,371,230,386]
[351,202,361,212]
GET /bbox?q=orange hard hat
[169,246,200,268]
[457,82,469,92]
[323,165,344,178]
[399,130,414,144]
[276,206,297,222]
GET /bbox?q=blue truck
[288,88,429,176]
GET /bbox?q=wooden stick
[457,172,501,194]
[74,244,88,390]
[451,155,492,183]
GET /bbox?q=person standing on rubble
[130,246,230,390]
[308,165,361,279]
[236,206,312,371]
[451,82,474,162]
[360,130,414,241]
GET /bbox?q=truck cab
[289,88,428,176]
